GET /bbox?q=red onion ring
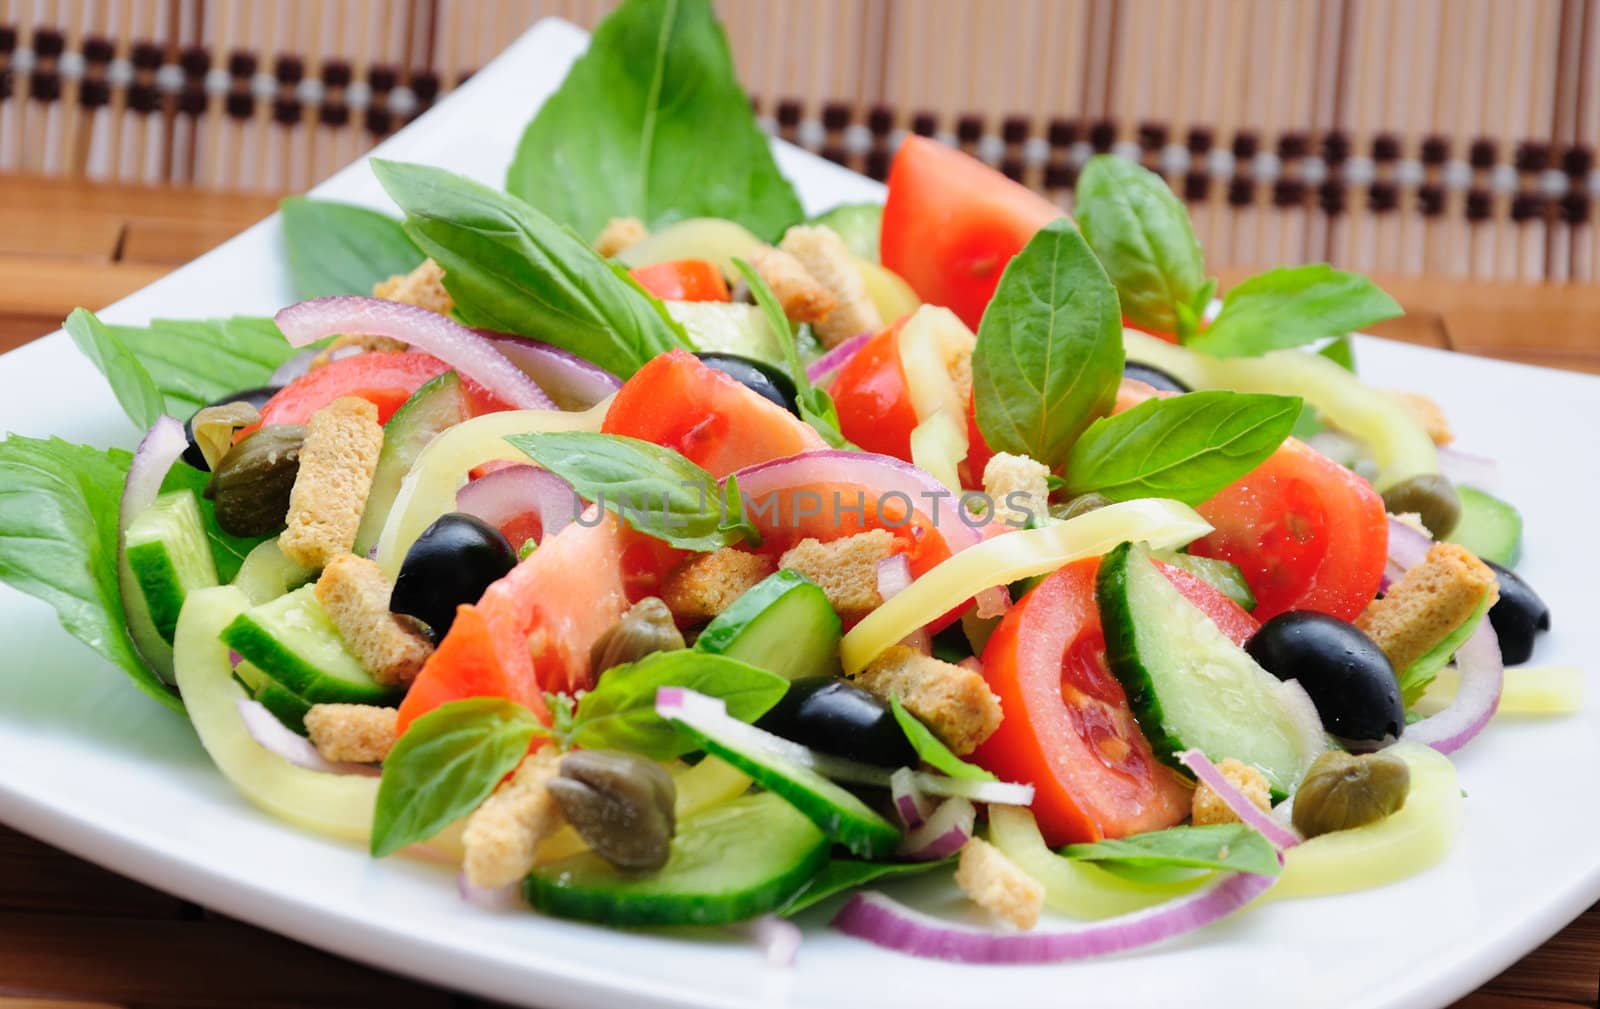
[1383,515,1435,589]
[235,699,380,776]
[119,415,189,682]
[973,585,1011,619]
[1179,749,1301,851]
[732,913,803,967]
[1403,615,1503,754]
[456,464,578,546]
[897,797,975,860]
[1436,446,1499,490]
[876,554,931,654]
[805,331,870,385]
[890,766,932,828]
[456,872,524,911]
[483,335,621,411]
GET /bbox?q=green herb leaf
[64,309,167,430]
[1318,334,1357,372]
[279,197,424,300]
[568,650,788,759]
[372,159,688,379]
[371,697,544,856]
[1188,264,1402,358]
[157,462,270,582]
[505,431,757,550]
[0,436,181,713]
[1074,155,1209,337]
[505,0,803,242]
[732,257,851,448]
[1064,390,1302,504]
[889,696,995,781]
[1398,597,1494,704]
[780,857,953,916]
[1064,823,1281,876]
[972,218,1124,469]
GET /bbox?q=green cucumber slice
[221,585,398,705]
[125,490,220,642]
[524,792,828,926]
[664,301,785,367]
[694,570,842,680]
[805,203,883,263]
[1446,485,1522,567]
[234,661,314,735]
[1155,551,1256,611]
[354,372,468,557]
[1098,542,1325,793]
[230,537,315,605]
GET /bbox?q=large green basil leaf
[1190,264,1402,358]
[279,197,424,300]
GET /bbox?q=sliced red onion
[1178,750,1301,851]
[897,797,975,860]
[456,464,578,545]
[1403,615,1503,754]
[456,872,524,911]
[235,699,380,776]
[876,554,930,654]
[484,334,621,411]
[732,913,802,967]
[1436,446,1499,490]
[958,656,983,673]
[275,297,556,411]
[831,864,1280,964]
[805,331,871,385]
[119,416,189,682]
[1384,514,1435,588]
[974,585,1011,619]
[890,766,932,828]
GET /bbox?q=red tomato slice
[602,349,825,477]
[957,388,996,490]
[252,352,513,435]
[1190,438,1388,622]
[881,135,1062,330]
[628,260,731,302]
[829,319,920,461]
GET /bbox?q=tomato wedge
[628,259,731,302]
[829,320,920,461]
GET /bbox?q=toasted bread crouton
[373,257,453,316]
[314,553,434,686]
[778,224,884,347]
[462,746,565,888]
[303,703,398,763]
[748,245,837,324]
[1191,757,1271,826]
[852,644,1003,755]
[593,216,648,258]
[955,837,1044,930]
[1356,542,1499,672]
[280,397,384,569]
[1388,391,1454,446]
[983,452,1050,531]
[660,549,776,623]
[778,529,897,621]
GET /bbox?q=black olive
[756,676,917,767]
[182,385,282,471]
[1485,561,1550,665]
[391,513,518,641]
[1246,612,1404,742]
[1122,362,1191,393]
[695,352,801,416]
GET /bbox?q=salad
[0,0,1579,967]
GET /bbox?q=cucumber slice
[354,372,468,557]
[524,792,828,926]
[805,203,882,263]
[234,661,314,735]
[230,537,315,605]
[1446,485,1522,567]
[1155,551,1256,611]
[664,301,784,368]
[1098,542,1325,793]
[694,570,842,680]
[124,490,220,643]
[221,585,399,705]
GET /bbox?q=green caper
[589,597,685,677]
[1051,492,1114,523]
[1291,750,1411,839]
[549,749,676,871]
[205,425,305,537]
[1380,474,1461,539]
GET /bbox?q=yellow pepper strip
[1415,664,1584,717]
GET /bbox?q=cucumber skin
[1447,486,1522,568]
[255,680,314,735]
[221,612,399,706]
[126,539,192,642]
[1097,542,1191,767]
[694,569,843,680]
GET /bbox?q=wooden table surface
[0,173,1595,1009]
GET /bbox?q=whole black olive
[695,352,801,416]
[1122,362,1191,393]
[756,676,917,767]
[1246,612,1404,742]
[391,512,518,641]
[1485,561,1550,665]
[182,385,282,471]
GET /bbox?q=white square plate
[1,20,1596,1009]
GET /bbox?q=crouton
[954,837,1044,930]
[983,452,1050,531]
[303,703,398,763]
[778,529,896,621]
[660,549,775,624]
[1191,758,1271,826]
[851,644,1003,755]
[462,746,565,888]
[593,216,648,258]
[1356,542,1500,672]
[372,258,453,316]
[779,224,884,348]
[1388,391,1454,446]
[279,397,384,569]
[748,245,837,324]
[313,553,434,686]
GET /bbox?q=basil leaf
[889,696,995,782]
[371,698,544,856]
[732,257,851,448]
[64,309,166,430]
[1074,155,1208,337]
[372,159,688,379]
[279,197,424,300]
[157,462,269,582]
[1064,823,1280,877]
[0,436,181,713]
[972,218,1124,469]
[780,857,953,917]
[1319,334,1357,372]
[505,431,757,550]
[505,0,803,242]
[1397,595,1494,704]
[569,650,788,759]
[1064,391,1302,505]
[1189,264,1402,358]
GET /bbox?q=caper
[589,597,685,677]
[1051,492,1114,523]
[205,425,306,537]
[1291,750,1411,839]
[1381,474,1461,539]
[549,749,676,871]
